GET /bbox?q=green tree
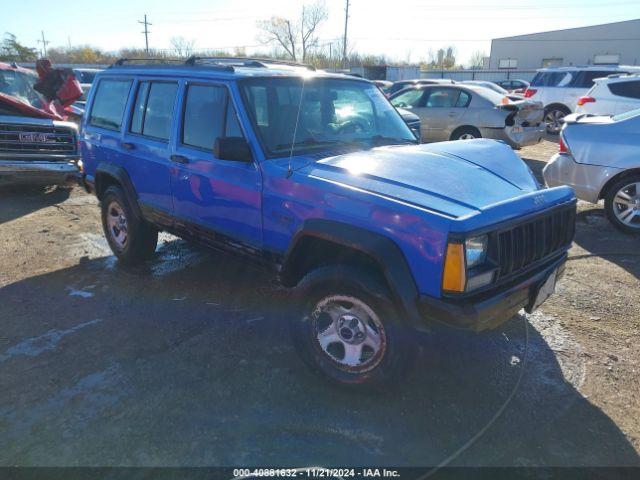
[0,33,37,61]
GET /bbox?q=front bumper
[0,160,79,186]
[481,125,544,149]
[418,254,566,332]
[543,153,624,204]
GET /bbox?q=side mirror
[214,137,253,162]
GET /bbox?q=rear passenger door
[170,81,262,250]
[121,79,179,214]
[420,87,470,142]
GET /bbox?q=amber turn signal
[442,242,466,292]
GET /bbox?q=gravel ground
[0,139,638,468]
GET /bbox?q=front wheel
[604,175,640,234]
[290,266,415,391]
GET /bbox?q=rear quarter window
[608,80,640,99]
[530,72,573,87]
[89,79,132,131]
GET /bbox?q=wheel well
[450,125,481,140]
[544,103,571,114]
[280,236,388,289]
[599,168,640,200]
[94,172,121,201]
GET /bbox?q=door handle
[121,142,135,150]
[170,154,190,164]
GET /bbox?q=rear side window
[129,81,178,141]
[530,72,573,87]
[425,88,460,108]
[89,79,132,130]
[571,71,616,89]
[182,84,243,151]
[609,80,640,99]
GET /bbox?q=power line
[138,14,152,53]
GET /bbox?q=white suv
[575,74,640,116]
[524,65,640,134]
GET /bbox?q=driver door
[170,81,262,250]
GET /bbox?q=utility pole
[138,14,151,53]
[342,0,349,69]
[37,30,49,58]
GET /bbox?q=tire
[604,174,640,234]
[450,126,481,141]
[544,105,570,135]
[101,185,158,264]
[290,265,416,391]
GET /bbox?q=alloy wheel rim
[459,133,476,140]
[311,295,387,373]
[613,182,640,229]
[545,110,565,133]
[106,201,129,250]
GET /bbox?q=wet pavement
[1,209,638,468]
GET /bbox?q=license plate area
[526,268,557,313]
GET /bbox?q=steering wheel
[337,117,370,135]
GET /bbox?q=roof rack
[110,57,235,72]
[185,56,316,71]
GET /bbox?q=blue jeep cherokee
[80,58,576,389]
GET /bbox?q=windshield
[0,69,45,107]
[241,77,416,157]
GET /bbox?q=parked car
[80,57,576,389]
[575,74,640,116]
[396,107,421,140]
[373,79,392,92]
[496,79,529,94]
[73,68,101,104]
[385,78,454,97]
[463,80,524,101]
[543,109,640,233]
[389,84,544,148]
[524,65,640,134]
[0,62,80,186]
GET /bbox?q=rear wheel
[451,126,481,141]
[544,105,570,135]
[101,185,158,264]
[604,175,640,234]
[290,266,415,391]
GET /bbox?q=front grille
[496,205,575,279]
[0,123,77,155]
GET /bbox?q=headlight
[465,235,488,268]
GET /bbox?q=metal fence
[420,70,538,82]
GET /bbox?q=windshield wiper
[274,138,337,151]
[368,135,418,146]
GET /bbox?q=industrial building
[488,19,640,70]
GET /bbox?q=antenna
[286,78,306,179]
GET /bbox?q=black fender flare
[94,163,143,221]
[280,219,422,327]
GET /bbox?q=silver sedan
[543,109,640,233]
[389,84,544,149]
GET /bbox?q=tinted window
[182,84,227,150]
[130,82,150,134]
[425,88,460,108]
[456,91,471,107]
[572,71,616,88]
[89,79,132,130]
[530,72,573,87]
[136,82,178,140]
[609,80,640,99]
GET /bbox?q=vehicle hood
[396,107,419,123]
[300,139,540,219]
[563,113,614,125]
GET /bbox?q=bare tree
[257,17,298,61]
[468,50,487,70]
[300,2,328,62]
[170,36,196,58]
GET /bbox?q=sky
[4,0,640,65]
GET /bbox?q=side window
[89,79,132,130]
[608,81,640,99]
[182,84,227,150]
[141,82,178,140]
[225,101,243,137]
[130,81,150,134]
[390,89,424,108]
[456,91,471,107]
[425,88,460,108]
[572,71,612,88]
